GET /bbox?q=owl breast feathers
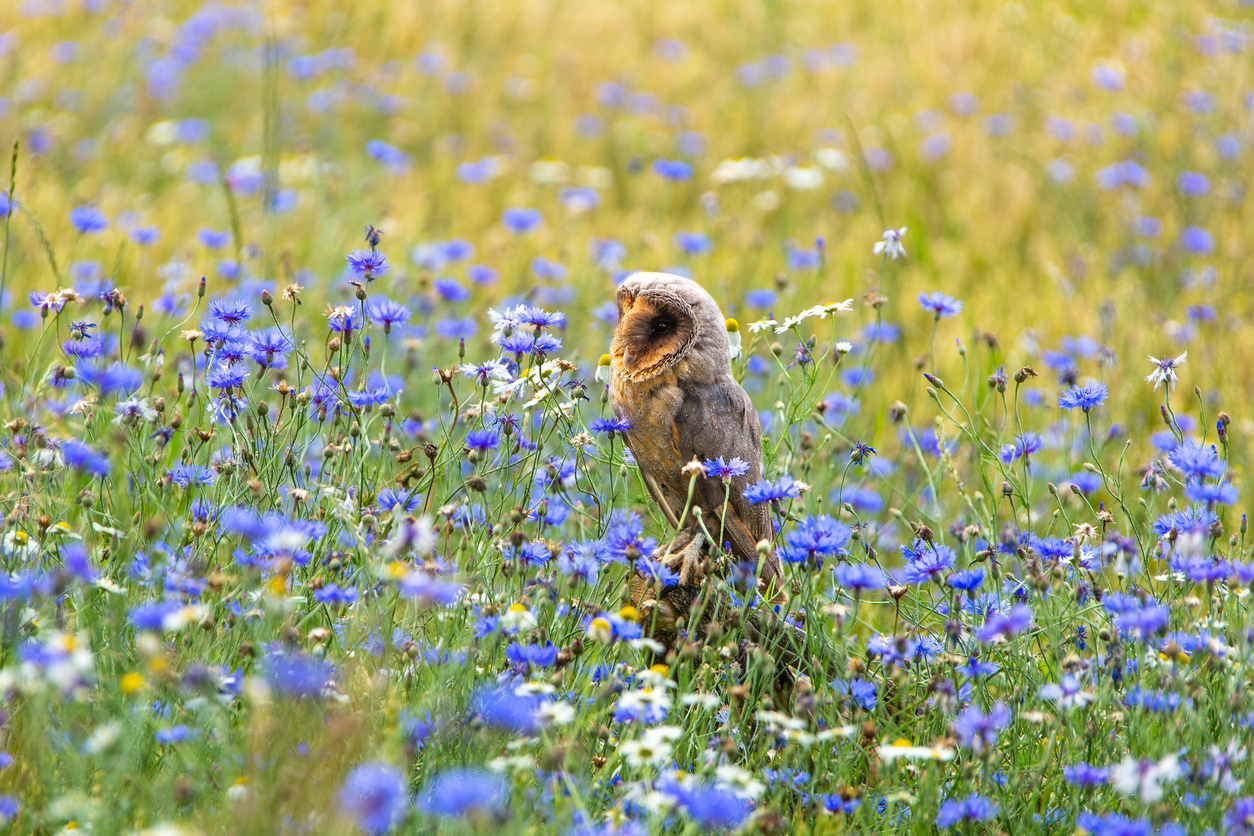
[608,272,781,589]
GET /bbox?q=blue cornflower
[339,762,409,834]
[530,257,567,282]
[130,226,161,245]
[918,291,962,318]
[666,781,751,830]
[832,562,885,591]
[558,186,599,212]
[1166,440,1226,481]
[326,305,362,334]
[975,603,1033,643]
[432,277,470,302]
[1096,160,1151,190]
[499,335,534,359]
[266,650,335,698]
[509,542,551,567]
[208,299,252,325]
[155,725,197,744]
[901,545,957,585]
[652,158,693,180]
[63,337,103,360]
[557,546,602,585]
[399,711,435,752]
[418,770,507,818]
[1187,304,1216,322]
[920,132,952,161]
[1124,687,1191,713]
[531,333,563,358]
[1185,481,1239,506]
[314,584,358,606]
[1226,798,1254,836]
[958,657,1000,679]
[60,544,95,582]
[783,514,852,562]
[347,388,391,409]
[744,288,777,308]
[436,317,477,340]
[464,430,501,452]
[787,246,821,272]
[743,475,805,504]
[833,677,877,710]
[369,298,411,333]
[502,207,542,234]
[505,642,558,669]
[1180,226,1215,255]
[703,456,749,481]
[171,464,215,487]
[86,363,144,395]
[248,328,291,367]
[377,488,422,513]
[1068,471,1103,493]
[208,364,248,390]
[1064,763,1109,787]
[216,337,252,364]
[516,305,566,329]
[673,231,712,256]
[589,417,631,434]
[936,794,998,829]
[29,291,65,315]
[947,568,985,592]
[843,438,875,466]
[1001,431,1043,463]
[198,228,231,248]
[347,248,390,279]
[952,702,1010,751]
[1114,604,1170,643]
[1058,380,1108,412]
[1176,171,1211,196]
[63,440,109,477]
[365,140,412,171]
[1184,557,1231,583]
[70,206,108,234]
[636,557,678,587]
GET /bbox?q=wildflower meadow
[2,0,1254,833]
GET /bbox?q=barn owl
[609,272,782,604]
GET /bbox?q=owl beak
[621,348,633,368]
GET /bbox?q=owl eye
[652,317,674,335]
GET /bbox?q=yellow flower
[586,617,613,643]
[120,672,146,695]
[618,605,639,622]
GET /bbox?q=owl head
[611,272,730,381]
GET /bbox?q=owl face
[611,273,731,382]
[613,284,698,380]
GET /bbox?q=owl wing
[673,376,780,582]
[641,467,682,530]
[619,418,684,531]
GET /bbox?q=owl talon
[661,531,706,586]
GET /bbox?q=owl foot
[661,530,706,586]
